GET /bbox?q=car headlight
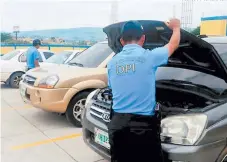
[38,75,59,89]
[161,114,207,145]
[85,89,98,108]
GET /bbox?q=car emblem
[102,111,110,122]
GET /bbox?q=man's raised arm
[165,18,181,57]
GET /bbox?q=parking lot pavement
[0,83,108,162]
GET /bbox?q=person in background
[107,19,181,162]
[26,39,41,70]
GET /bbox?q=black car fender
[215,145,227,162]
[197,102,227,145]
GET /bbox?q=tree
[1,32,13,42]
[51,37,56,42]
[191,26,200,36]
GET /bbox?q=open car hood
[103,20,227,82]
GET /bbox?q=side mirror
[20,55,27,62]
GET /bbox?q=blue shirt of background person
[26,39,41,69]
[107,20,181,116]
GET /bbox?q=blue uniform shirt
[26,47,40,68]
[107,44,169,116]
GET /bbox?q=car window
[1,50,20,60]
[156,67,227,93]
[43,52,54,59]
[212,43,227,66]
[68,43,113,68]
[46,51,73,64]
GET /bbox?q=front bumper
[82,108,226,162]
[19,81,78,113]
[1,72,11,82]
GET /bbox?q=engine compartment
[156,87,216,117]
[97,86,218,118]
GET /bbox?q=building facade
[200,16,227,36]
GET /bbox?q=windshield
[68,43,113,68]
[1,50,20,60]
[212,43,227,66]
[46,51,73,64]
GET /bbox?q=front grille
[23,75,36,86]
[90,100,111,123]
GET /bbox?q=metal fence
[1,44,91,54]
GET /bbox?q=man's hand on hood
[165,18,181,57]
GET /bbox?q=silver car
[82,20,227,162]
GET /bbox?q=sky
[1,0,227,32]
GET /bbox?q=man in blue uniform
[26,39,41,70]
[107,19,181,162]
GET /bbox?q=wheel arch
[65,79,107,112]
[216,142,227,162]
[67,88,96,107]
[7,71,25,84]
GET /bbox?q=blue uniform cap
[121,21,144,39]
[33,39,41,46]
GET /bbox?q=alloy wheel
[13,76,22,86]
[72,98,86,122]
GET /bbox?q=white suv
[0,49,54,88]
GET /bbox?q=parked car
[82,21,227,162]
[19,42,114,127]
[40,50,82,69]
[1,49,54,88]
[44,50,83,65]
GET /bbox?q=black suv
[82,20,227,162]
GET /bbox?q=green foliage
[191,26,200,36]
[1,33,13,42]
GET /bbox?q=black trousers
[108,111,163,162]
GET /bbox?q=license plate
[20,85,26,97]
[94,128,110,149]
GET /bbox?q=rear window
[212,43,227,66]
[68,43,113,68]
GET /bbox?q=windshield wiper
[68,62,84,67]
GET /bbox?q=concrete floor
[0,83,107,162]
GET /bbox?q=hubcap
[72,99,86,122]
[13,76,22,86]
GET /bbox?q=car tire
[216,147,227,162]
[66,91,91,127]
[9,72,24,88]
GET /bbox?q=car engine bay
[155,87,217,117]
[95,86,219,118]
